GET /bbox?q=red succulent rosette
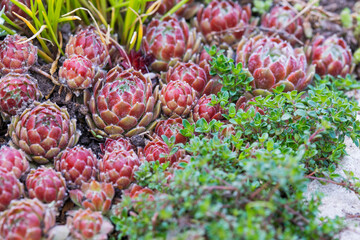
[261,5,304,45]
[0,169,23,211]
[160,80,197,118]
[143,16,199,72]
[26,167,67,207]
[307,35,353,78]
[0,74,42,116]
[55,146,98,187]
[155,117,187,144]
[66,26,109,68]
[86,68,160,139]
[236,34,315,96]
[0,198,56,239]
[8,101,80,164]
[0,146,29,178]
[166,62,208,96]
[0,35,37,75]
[196,0,251,45]
[193,95,224,123]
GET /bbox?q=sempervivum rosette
[0,198,56,239]
[195,0,251,45]
[236,35,315,96]
[155,118,187,144]
[143,137,178,165]
[8,101,80,164]
[166,62,209,97]
[0,73,42,117]
[261,5,304,45]
[86,68,160,139]
[55,146,98,187]
[0,170,24,211]
[69,180,115,214]
[59,55,96,94]
[0,146,29,179]
[142,16,200,72]
[99,147,140,190]
[53,209,113,240]
[193,95,224,123]
[306,35,353,78]
[0,35,37,75]
[160,80,197,118]
[66,26,109,68]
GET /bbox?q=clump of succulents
[86,68,160,139]
[8,101,80,163]
[306,35,354,77]
[0,73,42,117]
[142,137,178,165]
[236,34,315,95]
[0,35,37,75]
[261,5,304,45]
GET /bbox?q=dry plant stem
[306,176,360,194]
[30,66,60,86]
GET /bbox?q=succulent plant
[8,101,80,163]
[101,137,134,153]
[154,118,187,144]
[68,209,113,240]
[195,0,251,45]
[236,96,265,115]
[66,26,109,68]
[0,198,56,239]
[193,95,224,123]
[143,137,177,165]
[261,5,304,45]
[0,145,29,179]
[59,55,95,94]
[125,184,154,199]
[142,16,200,72]
[26,167,67,206]
[0,170,24,211]
[236,35,315,95]
[160,80,197,118]
[99,148,140,189]
[0,35,37,75]
[0,73,42,117]
[166,62,208,96]
[0,0,31,22]
[86,68,160,139]
[70,180,115,214]
[55,146,98,187]
[306,35,353,78]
